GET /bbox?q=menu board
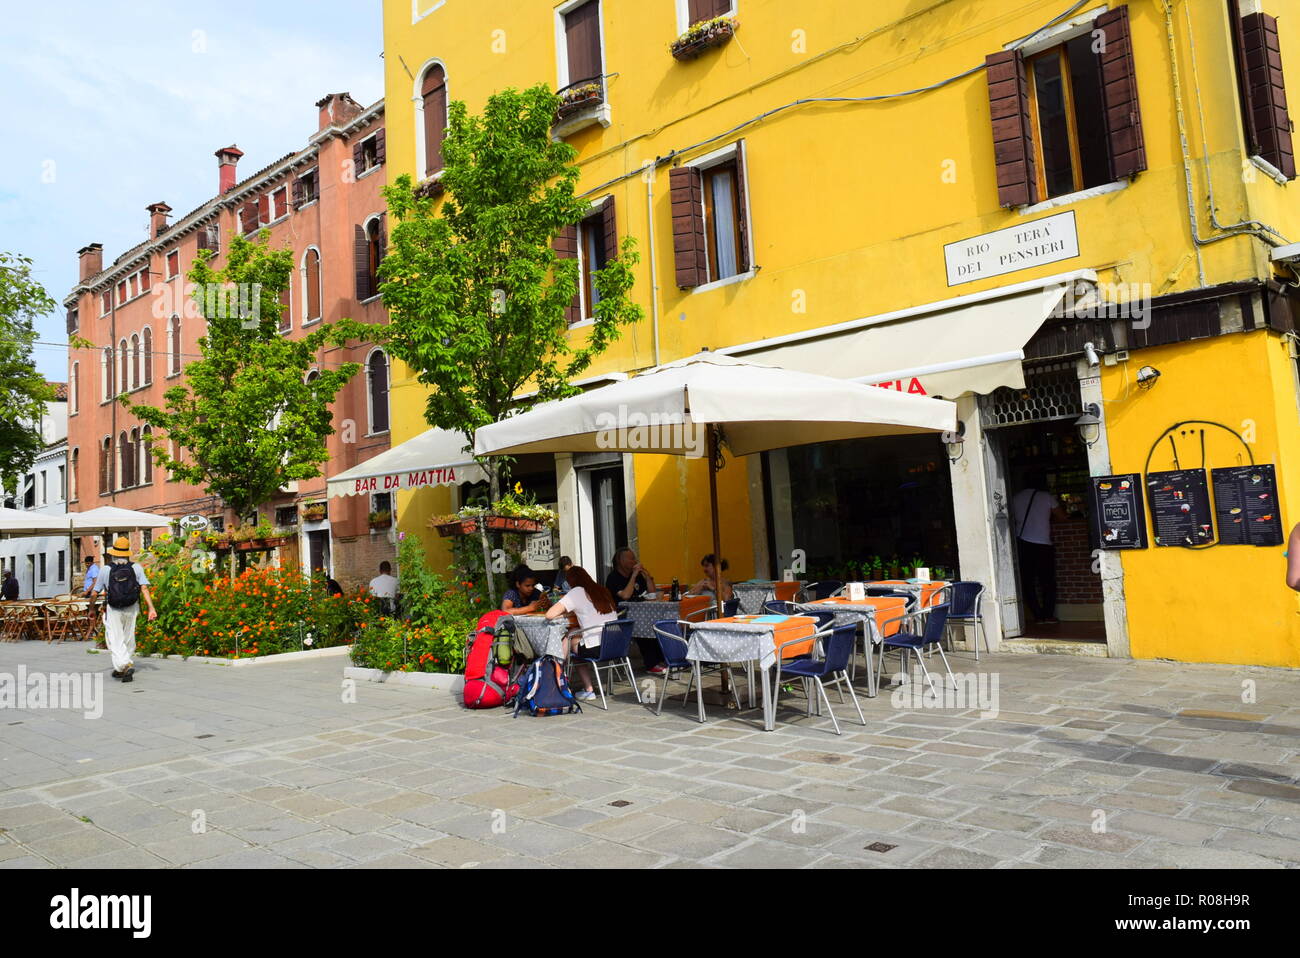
[1146,469,1214,547]
[1211,465,1284,547]
[1091,474,1147,549]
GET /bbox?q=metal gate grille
[980,361,1083,427]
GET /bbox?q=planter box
[483,515,546,534]
[344,665,463,693]
[556,92,603,120]
[670,20,737,61]
[369,519,392,531]
[434,518,480,538]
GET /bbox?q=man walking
[1,569,18,601]
[82,555,100,598]
[92,536,157,683]
[1012,472,1067,626]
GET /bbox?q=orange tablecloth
[709,614,817,659]
[875,580,948,607]
[679,595,712,621]
[807,596,908,636]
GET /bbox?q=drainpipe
[644,159,662,367]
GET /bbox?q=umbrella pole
[707,426,731,702]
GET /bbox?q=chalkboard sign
[1146,469,1214,547]
[1211,464,1284,547]
[1091,474,1147,549]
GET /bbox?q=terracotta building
[62,93,395,591]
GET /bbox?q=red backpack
[463,610,518,709]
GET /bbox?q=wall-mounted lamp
[1075,402,1102,448]
[1137,365,1161,389]
[942,421,966,463]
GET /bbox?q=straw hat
[106,536,132,558]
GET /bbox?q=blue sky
[0,0,385,380]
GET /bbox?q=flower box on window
[670,16,737,62]
[483,515,546,534]
[556,81,605,120]
[433,517,481,538]
[301,504,327,523]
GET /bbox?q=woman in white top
[545,564,617,701]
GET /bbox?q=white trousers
[104,603,139,671]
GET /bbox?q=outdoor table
[618,596,712,638]
[733,580,806,614]
[796,596,908,697]
[40,599,92,642]
[872,580,949,610]
[685,614,817,730]
[506,614,571,660]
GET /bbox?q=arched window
[130,334,140,390]
[367,349,390,434]
[142,328,153,384]
[70,448,79,501]
[168,314,181,375]
[70,362,79,414]
[305,368,320,385]
[118,339,129,394]
[279,282,291,333]
[302,249,321,323]
[356,217,385,300]
[99,437,111,494]
[140,427,153,484]
[101,347,112,401]
[116,433,131,490]
[419,63,448,178]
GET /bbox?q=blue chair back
[817,624,858,674]
[595,619,634,660]
[807,610,837,631]
[807,580,842,600]
[653,619,689,666]
[921,604,951,646]
[949,581,983,618]
[763,600,795,615]
[722,597,739,617]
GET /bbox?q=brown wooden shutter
[355,225,371,300]
[1095,5,1147,181]
[1241,12,1296,180]
[374,129,386,166]
[734,142,751,273]
[554,224,581,324]
[142,328,152,384]
[378,213,388,266]
[688,0,729,26]
[601,196,618,264]
[257,194,270,225]
[565,0,602,84]
[292,178,305,208]
[422,66,448,176]
[240,201,257,233]
[353,140,365,174]
[986,49,1039,208]
[669,166,707,288]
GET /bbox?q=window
[272,186,289,220]
[279,283,292,333]
[70,448,78,501]
[240,200,258,235]
[1230,5,1296,180]
[57,550,65,584]
[142,327,153,384]
[302,249,322,322]
[294,170,318,208]
[681,0,734,31]
[140,427,153,485]
[57,465,65,502]
[197,224,220,254]
[168,314,181,375]
[166,251,179,279]
[354,133,385,176]
[669,143,752,288]
[130,334,141,390]
[986,6,1145,208]
[117,280,127,305]
[367,349,390,434]
[39,472,47,506]
[70,362,79,414]
[67,307,78,336]
[118,432,134,489]
[420,64,449,177]
[118,339,128,393]
[101,347,113,401]
[100,291,112,316]
[38,553,46,584]
[560,0,603,89]
[99,437,111,495]
[138,267,150,294]
[356,218,386,300]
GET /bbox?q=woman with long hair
[690,554,733,601]
[545,564,617,700]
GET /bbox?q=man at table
[604,547,666,672]
[1,570,17,602]
[82,555,101,598]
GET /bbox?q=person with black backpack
[91,536,158,683]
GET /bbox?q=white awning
[718,276,1086,398]
[326,428,488,498]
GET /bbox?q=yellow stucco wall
[382,0,1300,662]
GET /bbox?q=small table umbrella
[473,352,958,617]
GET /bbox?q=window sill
[359,294,383,306]
[1018,180,1128,216]
[1249,155,1290,186]
[295,199,319,212]
[358,165,383,181]
[302,317,323,327]
[689,269,756,295]
[552,101,612,140]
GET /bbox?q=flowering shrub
[136,541,379,658]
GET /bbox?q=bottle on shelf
[670,578,680,601]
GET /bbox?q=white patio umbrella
[69,506,174,532]
[474,352,958,615]
[0,507,73,536]
[325,426,488,499]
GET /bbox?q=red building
[63,93,395,590]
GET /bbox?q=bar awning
[326,427,488,498]
[718,278,1082,398]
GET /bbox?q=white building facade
[1,387,73,600]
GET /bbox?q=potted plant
[556,80,604,119]
[865,556,883,581]
[369,509,392,530]
[908,556,926,579]
[670,15,738,61]
[301,502,327,523]
[886,555,903,580]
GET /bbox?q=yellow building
[382,0,1300,667]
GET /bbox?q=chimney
[316,92,364,132]
[146,202,172,238]
[77,243,103,282]
[215,145,244,195]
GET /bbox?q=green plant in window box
[670,15,738,61]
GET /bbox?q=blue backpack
[513,655,581,717]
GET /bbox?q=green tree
[0,252,56,494]
[124,234,374,518]
[380,83,643,500]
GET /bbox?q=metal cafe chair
[762,599,797,615]
[568,619,642,710]
[650,619,742,721]
[773,624,866,736]
[799,580,843,602]
[945,581,989,661]
[877,602,956,698]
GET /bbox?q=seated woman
[553,555,574,595]
[544,565,616,702]
[690,554,734,601]
[501,565,549,615]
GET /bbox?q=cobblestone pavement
[1,640,1299,868]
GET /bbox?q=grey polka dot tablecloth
[733,582,807,614]
[686,616,816,671]
[506,615,570,659]
[618,600,684,639]
[795,600,888,645]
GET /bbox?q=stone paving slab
[1,639,1300,867]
